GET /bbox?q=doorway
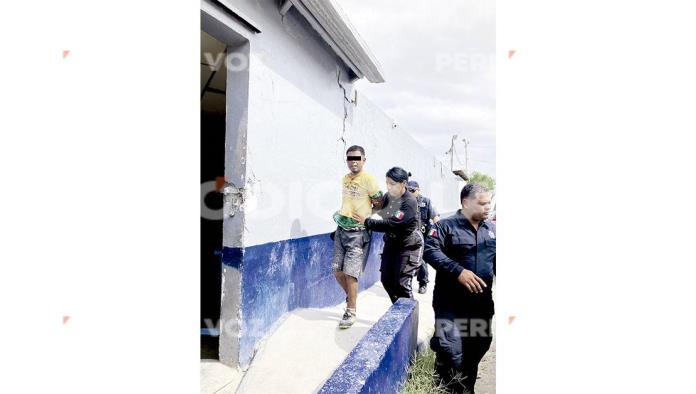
[200,30,226,359]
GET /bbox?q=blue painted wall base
[318,298,420,394]
[222,231,385,368]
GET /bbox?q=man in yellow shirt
[332,145,383,329]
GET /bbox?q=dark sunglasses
[407,188,417,192]
[346,156,363,161]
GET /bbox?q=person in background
[331,145,383,329]
[407,180,440,294]
[352,167,422,303]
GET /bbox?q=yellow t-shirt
[334,171,382,229]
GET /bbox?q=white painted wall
[220,0,462,247]
[243,84,462,246]
[209,0,464,369]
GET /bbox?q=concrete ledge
[318,298,419,394]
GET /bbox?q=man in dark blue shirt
[407,180,440,294]
[424,183,495,394]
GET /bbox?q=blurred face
[462,192,492,222]
[408,187,420,197]
[386,177,406,198]
[346,150,366,174]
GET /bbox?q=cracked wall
[210,0,462,369]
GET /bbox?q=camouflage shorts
[332,227,370,279]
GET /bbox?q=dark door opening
[200,30,227,359]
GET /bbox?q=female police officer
[352,167,423,303]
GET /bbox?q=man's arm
[423,223,463,278]
[427,199,440,222]
[424,223,487,293]
[370,191,385,210]
[492,223,496,276]
[366,174,384,210]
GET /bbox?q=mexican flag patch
[394,210,405,220]
[428,228,438,237]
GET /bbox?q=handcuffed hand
[351,212,367,225]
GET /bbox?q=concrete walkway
[200,360,243,394]
[200,265,438,394]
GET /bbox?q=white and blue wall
[202,0,462,369]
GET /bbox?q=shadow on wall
[290,218,308,238]
[223,229,384,368]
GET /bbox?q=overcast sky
[335,0,496,177]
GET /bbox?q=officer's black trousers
[416,262,429,286]
[430,290,494,394]
[380,249,421,304]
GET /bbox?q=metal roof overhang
[287,0,385,83]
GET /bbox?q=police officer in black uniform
[352,167,423,303]
[424,183,496,394]
[407,180,440,294]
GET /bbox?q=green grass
[401,346,450,394]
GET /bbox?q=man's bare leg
[334,271,348,293]
[345,275,358,310]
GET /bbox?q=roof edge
[289,0,385,83]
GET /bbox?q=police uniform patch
[394,210,405,220]
[428,228,437,237]
[488,230,496,239]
